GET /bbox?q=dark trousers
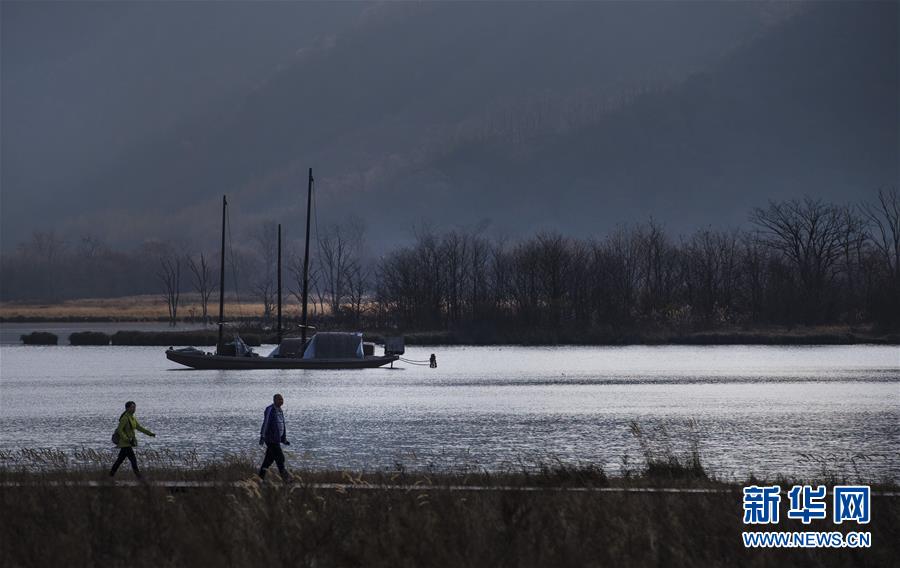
[110,447,140,477]
[259,442,286,478]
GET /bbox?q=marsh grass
[2,468,897,568]
[628,419,708,481]
[1,445,897,568]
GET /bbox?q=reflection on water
[0,344,898,480]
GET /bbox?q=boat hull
[166,349,399,370]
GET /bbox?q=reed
[1,460,896,568]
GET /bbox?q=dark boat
[165,169,402,370]
[166,332,401,370]
[165,353,399,370]
[166,346,400,370]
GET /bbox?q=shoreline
[7,324,900,346]
[3,297,897,345]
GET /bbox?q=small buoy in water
[430,353,437,368]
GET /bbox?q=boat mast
[301,168,313,345]
[216,195,227,355]
[277,223,282,344]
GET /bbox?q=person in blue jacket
[258,393,291,480]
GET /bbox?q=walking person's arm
[259,406,271,446]
[135,419,156,437]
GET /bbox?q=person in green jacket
[109,401,156,478]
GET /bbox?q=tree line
[2,191,898,331]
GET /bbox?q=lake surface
[0,344,898,480]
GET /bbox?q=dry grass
[0,295,279,321]
[1,446,897,567]
[2,469,896,567]
[0,295,330,321]
[1,295,172,320]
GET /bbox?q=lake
[0,344,897,480]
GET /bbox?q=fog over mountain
[1,1,896,252]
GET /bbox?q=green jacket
[116,412,154,448]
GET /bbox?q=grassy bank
[1,447,897,567]
[2,469,897,567]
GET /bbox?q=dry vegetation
[1,295,177,320]
[0,295,296,321]
[1,447,897,567]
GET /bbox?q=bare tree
[375,248,417,327]
[441,230,471,325]
[469,233,491,319]
[157,251,182,326]
[346,261,370,325]
[602,227,642,324]
[861,188,900,282]
[188,252,215,321]
[751,197,851,322]
[637,220,677,318]
[288,249,320,319]
[317,221,364,319]
[682,229,740,322]
[413,226,444,327]
[860,188,900,323]
[311,265,328,320]
[250,222,278,322]
[738,235,770,323]
[488,237,511,318]
[533,232,572,327]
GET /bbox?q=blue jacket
[260,404,288,445]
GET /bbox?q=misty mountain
[1,2,895,251]
[376,1,898,240]
[1,1,364,246]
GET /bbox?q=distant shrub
[20,332,58,345]
[68,332,111,346]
